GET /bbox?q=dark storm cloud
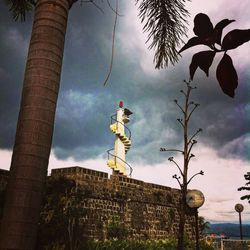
[0,1,250,163]
[0,2,32,148]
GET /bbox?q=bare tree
[160,80,204,250]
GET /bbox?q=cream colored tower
[107,101,132,176]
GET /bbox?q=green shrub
[86,239,215,250]
[107,217,129,240]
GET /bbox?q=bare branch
[81,0,105,14]
[177,118,184,128]
[160,148,184,154]
[187,103,200,121]
[107,0,123,16]
[188,153,195,163]
[188,128,202,145]
[173,174,182,188]
[168,157,184,176]
[187,171,204,185]
[174,99,185,114]
[180,89,187,97]
[187,139,197,158]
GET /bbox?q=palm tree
[0,0,76,248]
[0,0,189,249]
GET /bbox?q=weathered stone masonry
[0,166,196,240]
[52,166,196,240]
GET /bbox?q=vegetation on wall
[36,176,86,250]
[86,239,215,250]
[107,216,129,240]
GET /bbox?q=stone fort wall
[51,166,196,240]
[0,166,196,240]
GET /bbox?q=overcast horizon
[0,0,250,224]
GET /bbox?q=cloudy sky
[0,0,250,224]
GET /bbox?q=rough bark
[0,0,76,249]
[177,84,191,250]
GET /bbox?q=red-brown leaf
[222,29,250,50]
[189,51,216,80]
[216,54,238,98]
[193,13,213,39]
[214,19,235,45]
[179,37,204,54]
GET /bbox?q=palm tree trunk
[0,0,76,249]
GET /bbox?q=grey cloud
[219,133,250,161]
[0,1,250,165]
[209,198,233,203]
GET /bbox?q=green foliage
[238,172,250,203]
[87,239,176,250]
[153,190,164,202]
[107,216,129,240]
[168,208,175,223]
[36,175,86,250]
[86,239,215,250]
[199,216,211,235]
[136,0,189,68]
[4,0,36,21]
[199,240,216,250]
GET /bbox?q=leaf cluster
[4,0,36,21]
[238,172,250,203]
[179,13,250,98]
[136,0,189,68]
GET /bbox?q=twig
[173,174,182,188]
[103,0,118,86]
[187,171,204,185]
[160,148,184,154]
[81,0,104,14]
[168,157,184,177]
[188,128,202,145]
[174,99,185,114]
[187,103,199,121]
[107,0,123,16]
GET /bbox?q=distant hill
[209,223,250,237]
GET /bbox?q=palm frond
[4,0,36,21]
[136,0,190,68]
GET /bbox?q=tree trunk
[177,85,190,250]
[0,0,75,248]
[177,187,187,250]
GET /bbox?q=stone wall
[51,166,196,240]
[0,166,196,241]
